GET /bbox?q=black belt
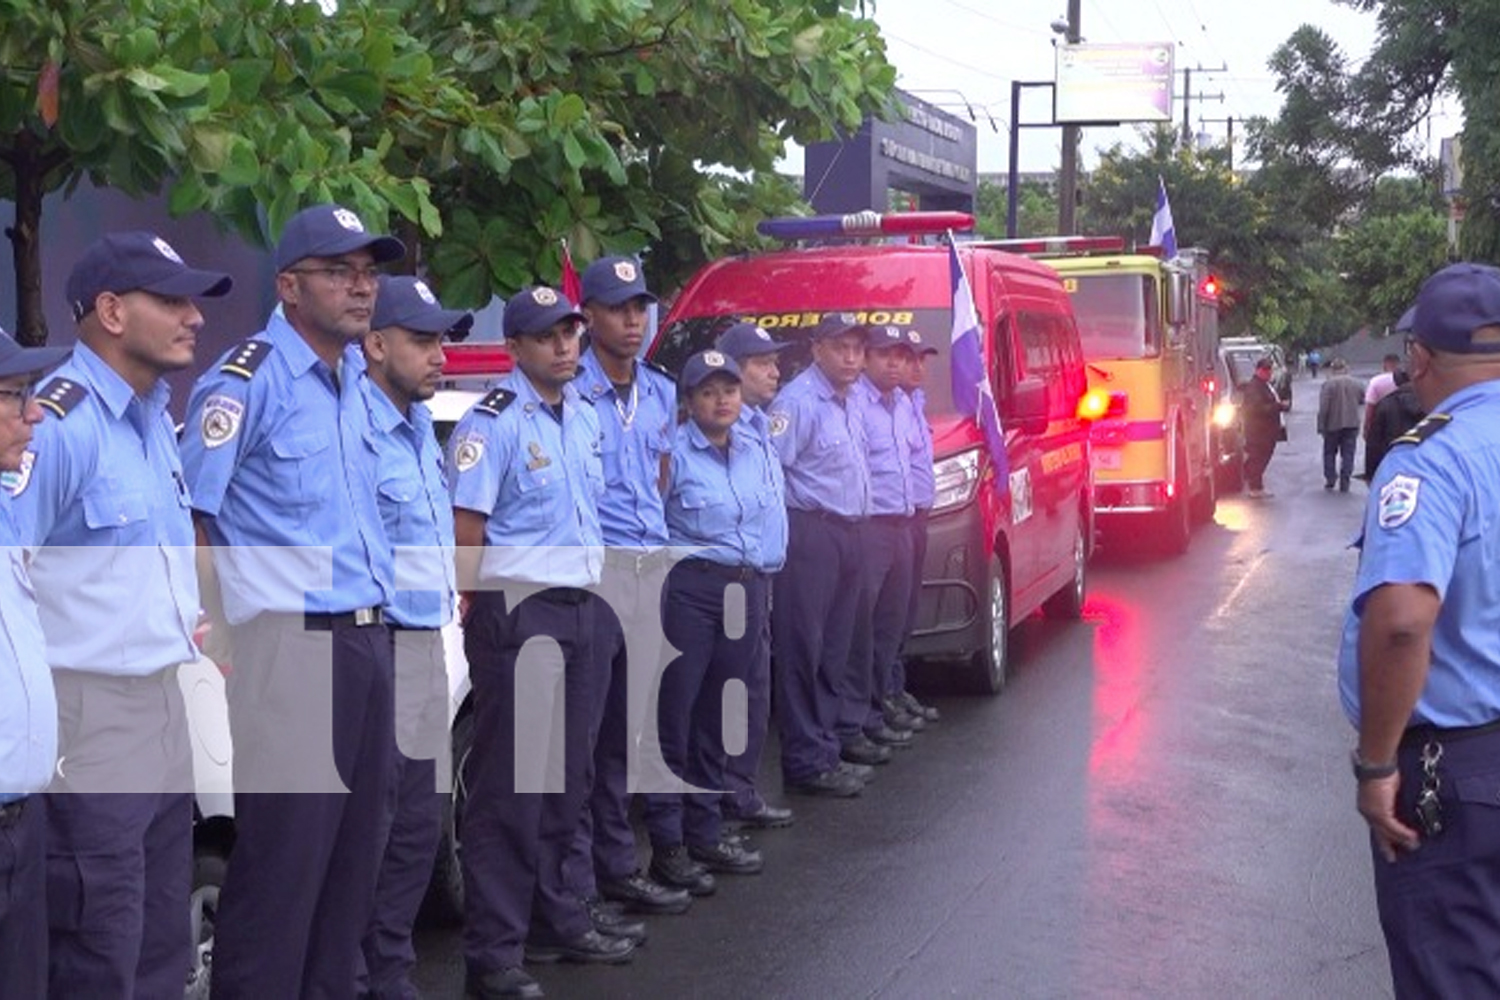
[680,558,764,583]
[1400,716,1500,750]
[532,587,592,606]
[789,508,861,526]
[390,624,440,633]
[0,797,27,828]
[304,607,385,631]
[868,513,912,527]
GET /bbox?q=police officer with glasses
[448,286,629,1000]
[0,327,69,1000]
[181,204,405,998]
[356,275,470,1000]
[1340,262,1500,997]
[13,232,229,999]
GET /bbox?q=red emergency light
[757,211,975,241]
[442,343,513,376]
[1199,275,1220,298]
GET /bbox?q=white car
[184,344,511,996]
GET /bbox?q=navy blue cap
[274,205,406,272]
[905,328,939,356]
[1407,263,1500,354]
[680,349,742,391]
[372,275,473,338]
[66,232,233,321]
[504,286,585,338]
[715,322,790,360]
[1395,306,1416,333]
[865,324,916,351]
[581,256,656,307]
[0,326,69,379]
[810,312,869,341]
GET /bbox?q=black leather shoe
[837,760,875,782]
[883,697,926,732]
[784,768,863,798]
[524,928,635,965]
[899,689,940,722]
[726,801,794,829]
[689,838,764,875]
[649,846,717,897]
[588,899,647,944]
[841,734,892,765]
[865,723,914,748]
[466,966,545,999]
[598,871,692,915]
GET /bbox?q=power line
[883,32,1015,85]
[934,0,1048,36]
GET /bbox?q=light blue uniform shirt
[742,405,787,568]
[909,387,936,509]
[447,371,604,588]
[666,417,786,573]
[0,496,55,800]
[768,365,871,518]
[1338,382,1500,728]
[12,342,197,673]
[574,349,673,549]
[357,363,455,629]
[180,310,394,624]
[854,375,917,517]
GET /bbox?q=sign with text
[1054,42,1174,125]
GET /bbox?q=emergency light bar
[979,235,1127,256]
[442,343,512,376]
[757,211,975,241]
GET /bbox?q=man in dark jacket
[1364,370,1426,479]
[1240,357,1290,498]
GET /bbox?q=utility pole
[1176,63,1227,148]
[1057,0,1081,235]
[1200,114,1235,170]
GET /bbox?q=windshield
[1063,273,1159,360]
[652,309,957,413]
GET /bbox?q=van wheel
[1158,450,1192,555]
[1190,465,1216,524]
[421,710,474,927]
[1217,452,1244,494]
[185,846,226,1000]
[965,554,1010,695]
[1044,527,1087,620]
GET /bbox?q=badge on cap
[152,237,185,264]
[201,395,244,449]
[2,449,35,497]
[614,261,638,282]
[415,281,437,305]
[332,208,365,232]
[1378,474,1421,529]
[907,330,923,345]
[755,326,772,341]
[703,351,726,368]
[454,432,485,472]
[532,287,558,306]
[769,410,791,437]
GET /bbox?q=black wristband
[1351,750,1399,781]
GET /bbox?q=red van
[650,213,1095,694]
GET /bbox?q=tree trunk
[7,131,48,346]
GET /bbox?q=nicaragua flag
[948,242,1008,482]
[1150,175,1177,258]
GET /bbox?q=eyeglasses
[288,263,383,288]
[0,384,36,415]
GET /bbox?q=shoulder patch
[473,388,515,417]
[453,432,486,472]
[1,449,35,496]
[35,377,86,419]
[1378,474,1422,529]
[769,410,791,437]
[1391,412,1451,448]
[200,395,244,449]
[220,340,273,380]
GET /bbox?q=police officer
[180,204,405,998]
[1338,263,1500,997]
[712,322,793,830]
[449,286,630,1000]
[848,325,920,754]
[356,275,469,999]
[11,232,228,998]
[568,256,688,918]
[768,313,873,798]
[0,328,69,1000]
[894,334,941,724]
[644,350,780,888]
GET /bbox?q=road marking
[1213,551,1266,619]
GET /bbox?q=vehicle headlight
[1212,401,1238,428]
[932,448,981,512]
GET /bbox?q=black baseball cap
[66,232,233,321]
[274,204,406,272]
[371,275,473,338]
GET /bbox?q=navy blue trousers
[644,564,768,850]
[461,589,608,973]
[1375,727,1500,998]
[893,507,931,694]
[773,511,863,782]
[212,616,395,1000]
[722,578,774,817]
[843,516,914,735]
[0,799,46,1000]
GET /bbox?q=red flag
[560,239,582,306]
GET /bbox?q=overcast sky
[787,0,1461,176]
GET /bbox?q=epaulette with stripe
[641,358,674,383]
[219,340,273,380]
[1391,412,1451,448]
[35,377,87,419]
[473,388,515,416]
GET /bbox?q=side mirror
[1167,272,1191,327]
[1007,377,1049,435]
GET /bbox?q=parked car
[1209,346,1245,493]
[1221,337,1292,404]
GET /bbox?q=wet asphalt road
[413,374,1393,999]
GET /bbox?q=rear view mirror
[1167,272,1191,326]
[1007,378,1049,435]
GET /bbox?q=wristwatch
[1351,750,1399,781]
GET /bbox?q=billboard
[1055,42,1174,126]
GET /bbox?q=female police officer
[644,350,783,894]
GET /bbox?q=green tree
[974,178,1058,239]
[1334,174,1448,328]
